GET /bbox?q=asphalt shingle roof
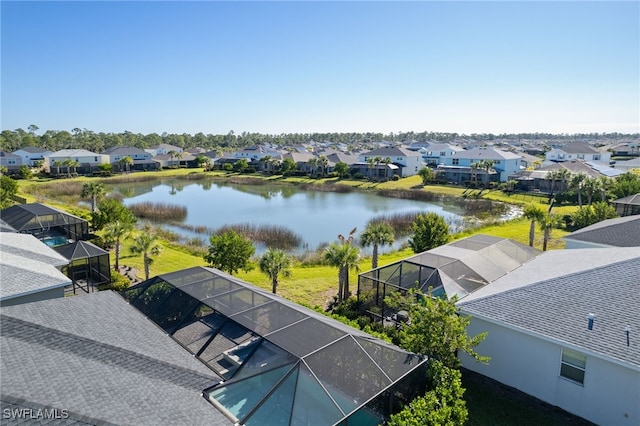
[1,233,69,266]
[0,291,229,425]
[0,252,71,302]
[563,215,640,247]
[459,254,640,367]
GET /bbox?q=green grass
[462,369,594,426]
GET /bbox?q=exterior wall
[563,239,608,249]
[546,149,611,164]
[13,149,51,166]
[460,316,640,426]
[359,153,422,177]
[0,154,22,168]
[44,154,109,172]
[0,287,65,307]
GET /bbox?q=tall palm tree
[569,172,588,207]
[104,220,134,272]
[318,155,329,177]
[324,228,359,302]
[52,160,63,176]
[259,248,292,294]
[360,222,395,269]
[539,213,562,251]
[81,182,106,213]
[324,241,360,303]
[582,177,601,205]
[130,228,162,280]
[523,204,545,247]
[167,150,177,167]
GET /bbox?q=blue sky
[2,1,638,135]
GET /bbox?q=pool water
[43,235,69,247]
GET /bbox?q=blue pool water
[43,235,69,247]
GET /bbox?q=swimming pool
[43,235,69,247]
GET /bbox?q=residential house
[102,146,158,171]
[232,145,282,162]
[358,146,423,177]
[458,247,640,426]
[562,215,640,248]
[152,152,197,168]
[610,142,639,157]
[515,160,623,193]
[418,143,465,166]
[12,146,52,166]
[439,147,522,183]
[282,151,317,174]
[545,143,611,164]
[44,149,109,174]
[0,233,71,306]
[0,151,22,173]
[144,143,183,157]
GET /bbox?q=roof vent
[588,313,595,330]
[625,326,630,347]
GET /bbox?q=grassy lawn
[462,369,594,426]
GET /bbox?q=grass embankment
[16,170,573,307]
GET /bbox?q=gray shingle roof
[0,252,71,302]
[451,147,522,160]
[555,143,600,154]
[1,233,69,266]
[459,254,640,367]
[613,193,640,206]
[0,291,229,425]
[563,215,640,247]
[364,146,420,157]
[101,146,149,156]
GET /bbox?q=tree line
[2,126,637,153]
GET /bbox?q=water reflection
[109,177,512,254]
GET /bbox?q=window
[440,152,446,156]
[577,154,584,160]
[560,349,586,384]
[452,159,459,165]
[594,155,600,161]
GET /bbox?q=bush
[98,271,131,292]
[392,175,400,181]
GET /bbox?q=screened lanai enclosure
[122,266,428,426]
[0,203,89,245]
[358,234,541,321]
[54,241,110,293]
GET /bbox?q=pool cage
[122,266,428,426]
[54,241,111,293]
[0,203,89,242]
[358,234,541,322]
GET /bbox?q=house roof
[0,233,69,267]
[0,251,71,302]
[0,218,17,232]
[326,152,359,165]
[123,266,427,425]
[363,146,420,158]
[452,147,522,161]
[458,251,640,368]
[53,240,109,261]
[554,143,600,154]
[0,291,227,425]
[562,215,640,247]
[102,146,149,156]
[47,149,101,157]
[613,193,640,206]
[13,146,50,154]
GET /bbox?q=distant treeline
[1,126,638,153]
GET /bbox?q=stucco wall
[460,316,640,426]
[0,287,65,307]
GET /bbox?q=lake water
[111,178,508,253]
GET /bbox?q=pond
[109,177,514,254]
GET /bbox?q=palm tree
[167,150,177,167]
[52,160,63,176]
[259,248,292,294]
[324,228,359,302]
[539,213,562,251]
[307,157,319,177]
[81,182,106,213]
[569,172,588,207]
[470,162,480,186]
[360,222,395,269]
[118,156,133,173]
[582,177,601,205]
[318,155,329,177]
[130,228,162,280]
[104,220,134,272]
[523,204,545,247]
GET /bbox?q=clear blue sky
[2,1,638,135]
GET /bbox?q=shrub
[392,175,400,181]
[98,271,131,292]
